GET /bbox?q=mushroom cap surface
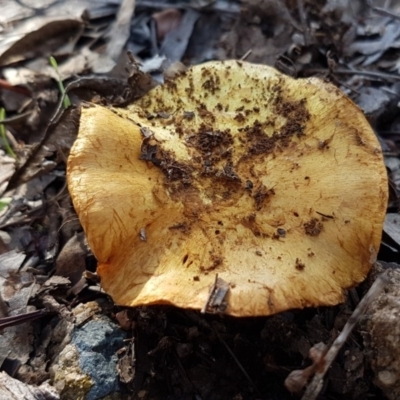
[67,60,388,317]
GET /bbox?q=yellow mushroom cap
[67,60,388,317]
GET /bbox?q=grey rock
[72,318,126,400]
[51,305,126,400]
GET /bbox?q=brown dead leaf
[153,9,183,41]
[105,0,136,63]
[0,265,41,375]
[55,232,87,286]
[159,9,200,62]
[218,0,294,65]
[0,20,84,67]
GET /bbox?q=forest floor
[1,1,400,399]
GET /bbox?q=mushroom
[67,60,388,317]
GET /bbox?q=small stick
[240,49,252,61]
[301,271,389,400]
[0,309,50,330]
[372,6,400,20]
[306,67,400,81]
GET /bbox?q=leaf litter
[0,0,400,399]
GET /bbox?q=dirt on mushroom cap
[67,60,388,317]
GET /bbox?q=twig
[301,271,390,400]
[328,74,362,96]
[372,6,400,20]
[135,0,240,14]
[306,68,400,81]
[0,79,30,96]
[240,49,252,61]
[0,108,34,126]
[0,309,50,330]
